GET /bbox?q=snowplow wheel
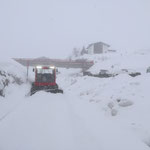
[54,84,63,94]
[47,84,63,94]
[54,89,63,94]
[30,83,37,96]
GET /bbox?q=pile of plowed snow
[0,59,27,96]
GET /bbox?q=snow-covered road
[0,90,149,150]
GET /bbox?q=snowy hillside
[0,50,150,150]
[0,59,27,97]
[78,49,150,74]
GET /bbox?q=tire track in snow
[64,94,101,150]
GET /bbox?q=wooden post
[26,60,29,82]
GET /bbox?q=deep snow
[0,50,150,150]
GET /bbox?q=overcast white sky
[0,0,150,59]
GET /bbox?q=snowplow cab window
[37,68,53,74]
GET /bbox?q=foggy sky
[0,0,150,59]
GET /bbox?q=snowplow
[30,66,63,95]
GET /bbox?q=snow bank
[77,49,150,74]
[0,59,27,96]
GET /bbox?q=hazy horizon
[0,0,150,59]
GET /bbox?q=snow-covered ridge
[0,59,26,96]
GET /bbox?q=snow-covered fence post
[26,60,29,82]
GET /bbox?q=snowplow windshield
[37,68,53,74]
[35,67,55,83]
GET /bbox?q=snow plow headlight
[50,66,55,69]
[36,66,42,69]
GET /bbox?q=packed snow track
[0,90,149,150]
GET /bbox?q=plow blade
[30,83,63,96]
